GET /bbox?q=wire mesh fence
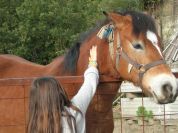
[113,82,178,133]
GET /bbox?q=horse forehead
[146,30,163,56]
[146,30,158,44]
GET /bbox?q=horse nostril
[162,83,173,97]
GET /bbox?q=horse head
[97,11,178,104]
[63,10,177,104]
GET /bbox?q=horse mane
[117,10,157,35]
[62,10,157,74]
[63,19,109,74]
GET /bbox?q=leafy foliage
[0,0,102,64]
[0,0,23,54]
[136,106,153,120]
[1,0,159,64]
[99,0,143,12]
[141,0,164,10]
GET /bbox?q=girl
[27,46,99,133]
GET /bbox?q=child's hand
[88,46,97,67]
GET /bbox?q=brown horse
[0,11,178,132]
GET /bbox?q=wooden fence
[0,75,120,133]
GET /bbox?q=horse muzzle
[153,85,177,104]
[148,74,178,104]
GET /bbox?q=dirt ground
[113,105,178,133]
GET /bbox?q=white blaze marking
[146,30,163,56]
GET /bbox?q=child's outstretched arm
[71,46,99,114]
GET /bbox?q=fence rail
[0,73,177,133]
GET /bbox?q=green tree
[13,0,101,64]
[2,0,158,64]
[99,0,143,12]
[0,0,23,54]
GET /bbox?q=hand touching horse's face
[107,11,178,104]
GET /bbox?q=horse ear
[107,12,131,29]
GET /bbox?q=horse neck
[45,56,65,75]
[76,33,120,78]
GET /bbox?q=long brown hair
[27,76,76,133]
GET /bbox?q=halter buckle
[139,65,146,73]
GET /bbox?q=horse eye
[133,43,143,50]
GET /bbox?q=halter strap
[115,32,121,70]
[121,51,142,70]
[138,59,166,84]
[121,50,166,85]
[97,24,166,86]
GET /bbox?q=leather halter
[97,24,166,86]
[120,50,165,85]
